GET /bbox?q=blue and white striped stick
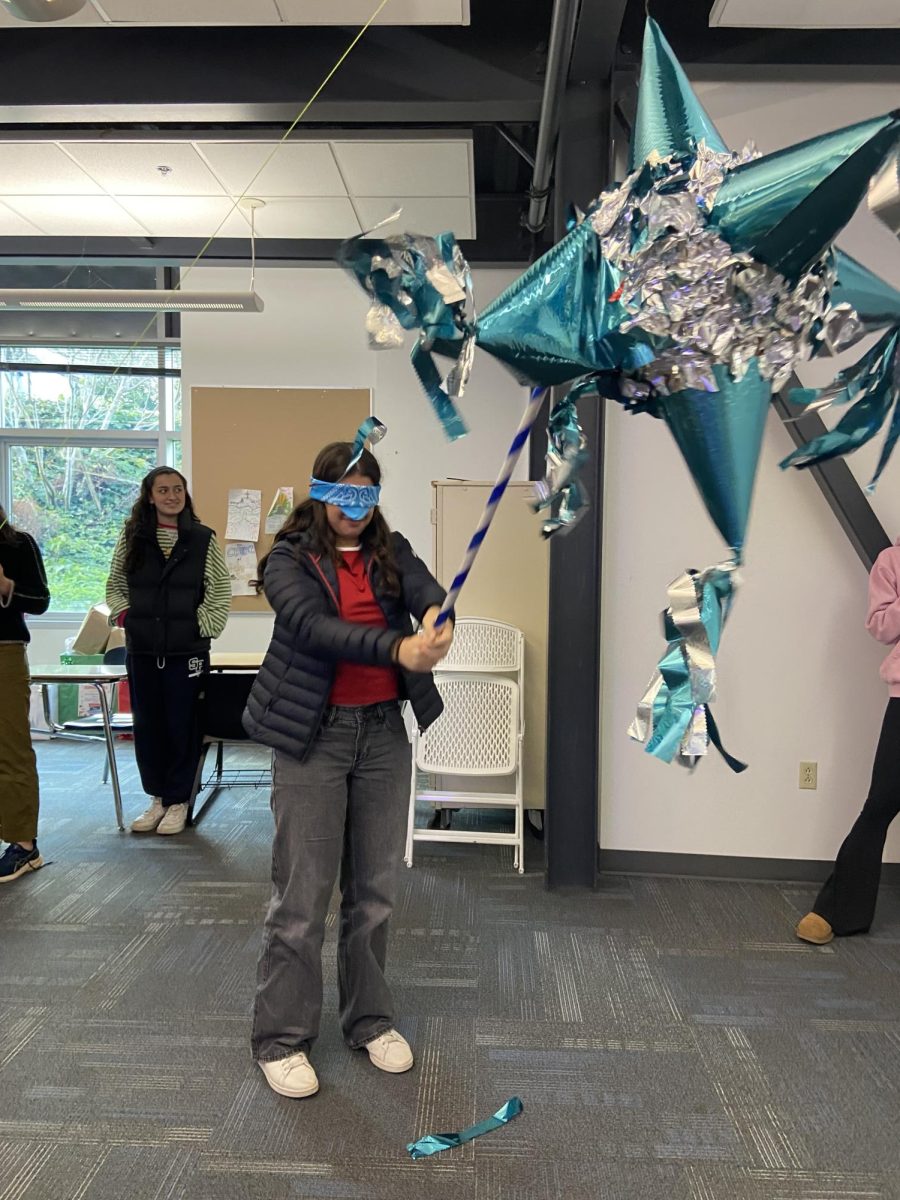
[434,386,548,628]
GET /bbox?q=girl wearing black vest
[106,467,231,836]
[0,504,50,883]
[244,439,453,1099]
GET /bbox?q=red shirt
[328,549,399,707]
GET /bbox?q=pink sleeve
[865,551,900,645]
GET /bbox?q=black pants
[126,652,209,806]
[814,698,900,935]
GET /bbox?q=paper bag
[72,603,112,655]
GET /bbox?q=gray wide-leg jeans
[251,702,411,1062]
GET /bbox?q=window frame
[0,343,181,621]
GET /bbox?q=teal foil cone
[628,18,728,169]
[475,219,629,386]
[657,361,771,558]
[710,113,900,282]
[832,249,900,328]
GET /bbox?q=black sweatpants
[814,697,900,935]
[126,652,209,807]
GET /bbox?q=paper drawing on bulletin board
[191,387,371,611]
[225,488,262,541]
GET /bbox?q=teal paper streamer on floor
[407,1097,524,1160]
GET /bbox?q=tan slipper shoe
[795,912,834,945]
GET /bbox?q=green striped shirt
[106,524,232,640]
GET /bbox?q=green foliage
[13,444,158,611]
[2,346,180,612]
[0,344,180,434]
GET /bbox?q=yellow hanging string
[114,0,392,367]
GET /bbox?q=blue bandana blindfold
[309,479,381,520]
[308,417,386,518]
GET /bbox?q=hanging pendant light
[2,0,87,21]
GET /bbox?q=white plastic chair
[405,618,525,873]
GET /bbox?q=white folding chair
[405,618,525,873]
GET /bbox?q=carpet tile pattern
[0,740,898,1198]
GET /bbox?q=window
[0,344,181,615]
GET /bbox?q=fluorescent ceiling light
[0,289,264,312]
[709,0,900,26]
[2,0,86,20]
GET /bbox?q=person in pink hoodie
[796,540,900,944]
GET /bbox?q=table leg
[94,683,124,832]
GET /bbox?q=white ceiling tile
[61,141,227,196]
[332,140,471,197]
[2,196,150,236]
[0,201,43,235]
[709,0,900,24]
[353,195,474,239]
[115,196,251,237]
[0,144,104,196]
[0,0,467,23]
[97,0,280,21]
[198,142,346,197]
[247,197,360,238]
[276,0,467,24]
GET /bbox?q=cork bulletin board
[190,386,371,611]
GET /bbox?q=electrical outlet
[799,761,818,790]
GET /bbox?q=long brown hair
[256,442,399,595]
[123,466,201,574]
[0,502,18,546]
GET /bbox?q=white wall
[27,264,527,664]
[179,264,528,652]
[601,79,900,863]
[696,78,900,533]
[28,80,900,869]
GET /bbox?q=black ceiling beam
[0,193,535,268]
[0,21,545,125]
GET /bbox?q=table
[29,665,128,829]
[210,652,264,670]
[30,653,264,831]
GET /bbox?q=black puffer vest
[124,516,213,657]
[243,529,447,761]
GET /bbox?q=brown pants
[0,643,40,842]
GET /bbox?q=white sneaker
[156,803,188,836]
[365,1030,414,1074]
[130,798,165,833]
[259,1052,319,1098]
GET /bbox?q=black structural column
[544,75,610,889]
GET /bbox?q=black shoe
[0,841,44,884]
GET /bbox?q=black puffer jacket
[243,530,447,761]
[125,517,213,657]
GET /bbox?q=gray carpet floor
[1,738,899,1200]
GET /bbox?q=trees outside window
[0,345,181,614]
